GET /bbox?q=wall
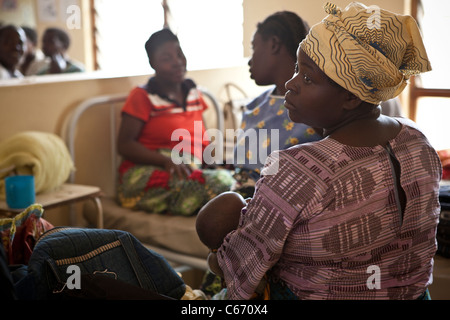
[242,0,405,57]
[0,66,262,138]
[0,0,407,223]
[0,65,262,226]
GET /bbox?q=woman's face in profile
[284,49,348,129]
[151,40,186,84]
[248,31,274,86]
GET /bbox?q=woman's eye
[294,63,312,84]
[303,74,312,84]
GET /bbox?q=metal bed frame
[64,87,224,271]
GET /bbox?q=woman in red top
[117,29,234,216]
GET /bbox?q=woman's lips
[284,93,295,110]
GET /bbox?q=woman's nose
[285,77,295,92]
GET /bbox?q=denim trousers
[15,227,185,300]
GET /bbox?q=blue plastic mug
[5,175,36,209]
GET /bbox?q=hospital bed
[64,87,225,272]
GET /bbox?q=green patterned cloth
[117,150,235,216]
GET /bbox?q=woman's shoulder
[259,142,336,212]
[124,86,153,109]
[394,116,422,132]
[129,86,150,99]
[387,116,432,145]
[263,139,340,174]
[281,138,341,158]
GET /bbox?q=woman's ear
[343,92,363,110]
[269,35,282,54]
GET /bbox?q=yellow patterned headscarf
[300,2,431,104]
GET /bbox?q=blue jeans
[15,227,185,300]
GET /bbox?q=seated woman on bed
[116,28,234,216]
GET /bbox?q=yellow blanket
[0,131,74,199]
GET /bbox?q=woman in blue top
[232,11,322,198]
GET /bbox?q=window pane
[417,0,450,89]
[94,0,164,75]
[168,0,244,70]
[416,97,450,150]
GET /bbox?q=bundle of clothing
[0,131,74,199]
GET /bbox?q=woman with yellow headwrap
[209,2,442,300]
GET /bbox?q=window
[92,0,244,75]
[410,0,450,151]
[415,0,449,89]
[93,0,164,75]
[168,0,244,70]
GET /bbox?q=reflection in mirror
[1,0,86,79]
[0,25,26,79]
[1,0,245,80]
[36,27,85,75]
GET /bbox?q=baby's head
[196,192,246,250]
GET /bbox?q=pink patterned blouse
[217,118,442,300]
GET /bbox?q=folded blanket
[0,131,74,199]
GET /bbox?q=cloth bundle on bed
[0,131,74,199]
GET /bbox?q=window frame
[409,0,450,121]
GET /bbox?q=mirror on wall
[1,0,89,79]
[1,0,246,79]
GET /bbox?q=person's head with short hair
[21,26,39,61]
[249,11,309,92]
[21,26,38,47]
[0,25,26,74]
[256,11,309,60]
[144,28,186,85]
[42,27,71,57]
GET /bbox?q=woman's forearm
[118,140,171,167]
[118,140,192,179]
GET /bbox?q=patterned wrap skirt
[116,149,235,216]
